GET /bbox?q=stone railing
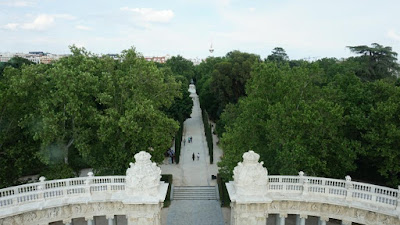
[227,150,400,225]
[267,173,399,214]
[0,174,127,216]
[0,151,169,225]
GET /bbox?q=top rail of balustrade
[268,175,399,208]
[0,176,126,208]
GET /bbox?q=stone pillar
[63,219,72,225]
[299,214,307,225]
[122,151,168,225]
[341,220,352,225]
[278,213,287,225]
[318,217,329,225]
[345,175,353,201]
[225,151,271,225]
[85,216,94,225]
[106,215,114,225]
[296,215,300,225]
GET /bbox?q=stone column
[85,216,94,225]
[123,151,168,225]
[278,213,287,225]
[106,215,114,225]
[299,214,307,225]
[225,151,271,225]
[318,217,329,225]
[63,219,72,225]
[341,220,352,225]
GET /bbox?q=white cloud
[54,14,76,20]
[388,29,400,41]
[1,23,19,30]
[76,25,92,31]
[2,14,76,31]
[120,7,174,23]
[1,1,34,7]
[21,14,55,30]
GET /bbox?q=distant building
[29,51,45,56]
[0,52,67,64]
[144,55,171,64]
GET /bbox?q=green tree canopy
[347,43,399,80]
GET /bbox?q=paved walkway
[160,84,226,225]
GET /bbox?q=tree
[266,47,289,63]
[210,51,261,120]
[347,43,399,80]
[0,56,34,77]
[218,63,359,181]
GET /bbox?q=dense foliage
[202,110,213,164]
[0,47,192,187]
[195,44,400,187]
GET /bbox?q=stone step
[173,186,218,200]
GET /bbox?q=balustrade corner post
[38,176,46,200]
[396,185,400,211]
[299,172,308,195]
[345,175,353,201]
[85,172,94,195]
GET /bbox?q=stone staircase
[172,186,218,200]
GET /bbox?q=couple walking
[192,152,200,161]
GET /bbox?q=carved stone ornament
[233,150,269,196]
[125,151,161,196]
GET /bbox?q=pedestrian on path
[188,137,191,143]
[197,152,200,160]
[192,153,195,161]
[183,138,186,146]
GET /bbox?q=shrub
[161,174,173,207]
[174,120,184,164]
[217,174,231,207]
[202,110,214,164]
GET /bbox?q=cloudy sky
[1,0,400,60]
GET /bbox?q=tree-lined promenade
[1,43,400,190]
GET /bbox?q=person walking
[192,153,195,161]
[183,138,186,146]
[197,152,200,161]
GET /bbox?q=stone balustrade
[227,150,400,225]
[0,151,168,225]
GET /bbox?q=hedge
[161,174,173,207]
[174,120,184,164]
[201,109,214,164]
[217,174,231,207]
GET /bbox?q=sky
[1,0,400,60]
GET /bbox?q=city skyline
[1,0,400,60]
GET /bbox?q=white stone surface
[0,151,168,225]
[227,150,400,225]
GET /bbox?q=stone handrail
[227,150,400,225]
[0,175,129,216]
[267,174,399,213]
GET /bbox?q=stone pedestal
[226,150,271,225]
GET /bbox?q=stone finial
[233,150,268,196]
[242,150,260,164]
[87,172,94,177]
[299,171,304,177]
[125,151,161,197]
[345,175,351,182]
[39,176,46,182]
